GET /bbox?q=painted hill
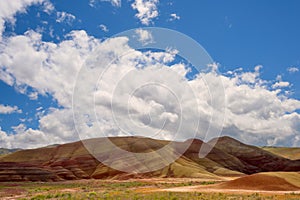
[208,136,300,173]
[214,172,300,191]
[1,136,300,182]
[263,146,300,160]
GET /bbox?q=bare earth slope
[1,136,300,182]
[215,173,300,191]
[263,146,300,160]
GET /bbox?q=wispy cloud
[89,0,121,7]
[287,66,299,73]
[169,13,180,21]
[56,11,76,24]
[0,104,22,114]
[99,24,109,32]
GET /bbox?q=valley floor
[1,178,300,200]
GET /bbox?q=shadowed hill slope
[209,136,300,173]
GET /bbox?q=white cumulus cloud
[0,28,300,149]
[135,29,154,45]
[272,81,290,89]
[131,0,159,25]
[0,29,99,108]
[0,0,53,40]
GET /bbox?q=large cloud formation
[0,2,299,149]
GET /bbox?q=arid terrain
[1,136,300,199]
[1,178,300,200]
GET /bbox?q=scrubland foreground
[1,136,300,199]
[1,178,300,200]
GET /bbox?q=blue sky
[0,0,299,148]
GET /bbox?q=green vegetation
[0,180,299,200]
[16,191,300,200]
[27,192,263,200]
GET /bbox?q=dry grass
[0,178,299,200]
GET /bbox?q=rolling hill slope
[209,136,300,173]
[212,172,300,191]
[1,136,300,182]
[263,146,300,160]
[0,148,21,156]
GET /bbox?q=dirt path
[160,185,300,195]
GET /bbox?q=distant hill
[1,136,300,182]
[208,136,300,173]
[263,146,300,160]
[0,148,21,156]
